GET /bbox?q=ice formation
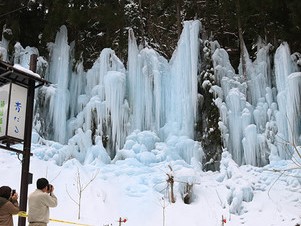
[1,19,300,167]
[212,41,300,166]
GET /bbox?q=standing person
[0,186,19,226]
[28,178,58,226]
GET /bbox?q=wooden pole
[18,54,37,226]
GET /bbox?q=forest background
[0,0,300,70]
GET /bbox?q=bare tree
[182,182,193,204]
[235,0,247,80]
[66,167,99,219]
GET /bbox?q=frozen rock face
[10,19,301,167]
[23,21,203,165]
[212,41,300,166]
[287,72,301,147]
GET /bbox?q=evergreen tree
[197,40,222,171]
[287,0,301,53]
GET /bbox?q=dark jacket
[0,197,19,226]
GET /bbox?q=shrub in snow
[180,182,194,204]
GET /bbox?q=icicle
[47,25,70,144]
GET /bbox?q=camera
[47,184,53,192]
[11,189,16,196]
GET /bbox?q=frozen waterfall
[25,20,202,164]
[212,41,300,166]
[6,19,301,167]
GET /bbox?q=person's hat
[36,178,49,189]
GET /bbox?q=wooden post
[29,54,37,73]
[222,215,226,226]
[118,217,127,226]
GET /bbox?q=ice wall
[274,43,298,159]
[166,21,200,139]
[212,41,300,166]
[127,30,167,133]
[287,72,301,147]
[10,19,301,167]
[55,20,202,163]
[121,20,203,164]
[68,48,129,158]
[127,20,201,140]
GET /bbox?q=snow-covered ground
[1,143,300,226]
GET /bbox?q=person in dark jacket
[0,186,19,226]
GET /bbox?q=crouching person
[28,178,58,226]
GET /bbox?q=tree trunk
[176,0,182,39]
[170,178,175,203]
[235,0,247,80]
[138,0,145,46]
